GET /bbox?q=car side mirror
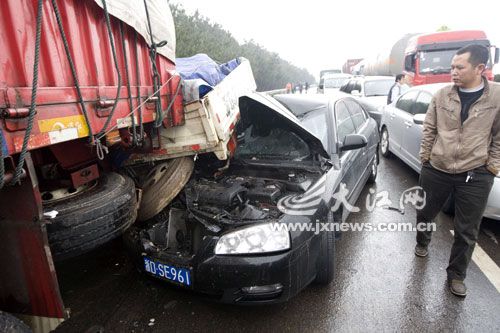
[340,134,367,151]
[413,113,426,125]
[351,89,361,96]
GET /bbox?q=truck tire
[0,312,32,333]
[137,157,194,221]
[44,172,137,261]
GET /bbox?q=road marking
[450,230,500,293]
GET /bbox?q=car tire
[367,152,378,184]
[44,172,137,261]
[380,127,391,158]
[137,157,194,221]
[0,311,32,333]
[314,227,335,285]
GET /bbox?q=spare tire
[137,157,194,221]
[44,172,137,261]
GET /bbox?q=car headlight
[215,223,291,255]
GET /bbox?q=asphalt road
[54,155,500,332]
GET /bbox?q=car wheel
[380,127,391,157]
[367,151,378,184]
[0,311,32,333]
[314,226,335,285]
[44,172,137,261]
[137,157,194,221]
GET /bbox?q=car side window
[335,101,356,144]
[354,81,362,92]
[344,99,367,130]
[395,90,419,113]
[413,92,432,115]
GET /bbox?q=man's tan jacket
[420,77,500,175]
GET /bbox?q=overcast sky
[173,0,500,79]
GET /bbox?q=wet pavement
[54,156,500,332]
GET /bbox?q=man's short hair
[456,44,489,67]
[395,74,405,82]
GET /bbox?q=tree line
[170,4,315,91]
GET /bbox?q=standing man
[416,44,499,297]
[387,74,406,104]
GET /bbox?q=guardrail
[262,88,287,96]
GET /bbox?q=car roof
[408,82,452,95]
[322,73,352,79]
[273,93,347,116]
[357,76,394,81]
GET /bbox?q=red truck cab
[403,30,499,85]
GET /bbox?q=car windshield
[324,77,350,89]
[235,125,310,161]
[419,49,456,74]
[364,79,394,97]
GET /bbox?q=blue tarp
[176,54,240,86]
[176,54,241,102]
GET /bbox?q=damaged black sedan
[124,92,379,303]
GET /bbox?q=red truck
[0,0,189,331]
[357,30,499,85]
[0,1,256,330]
[341,58,363,74]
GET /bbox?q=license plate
[143,257,192,287]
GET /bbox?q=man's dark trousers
[416,163,494,281]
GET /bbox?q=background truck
[356,30,499,85]
[0,1,255,331]
[342,58,363,74]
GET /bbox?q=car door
[334,100,364,203]
[401,91,432,173]
[345,99,377,191]
[389,90,419,157]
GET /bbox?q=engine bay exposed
[130,95,328,256]
[185,171,314,225]
[134,162,320,255]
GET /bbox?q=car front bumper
[124,230,319,304]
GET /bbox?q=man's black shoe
[414,244,428,257]
[448,279,467,297]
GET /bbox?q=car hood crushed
[241,93,330,159]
